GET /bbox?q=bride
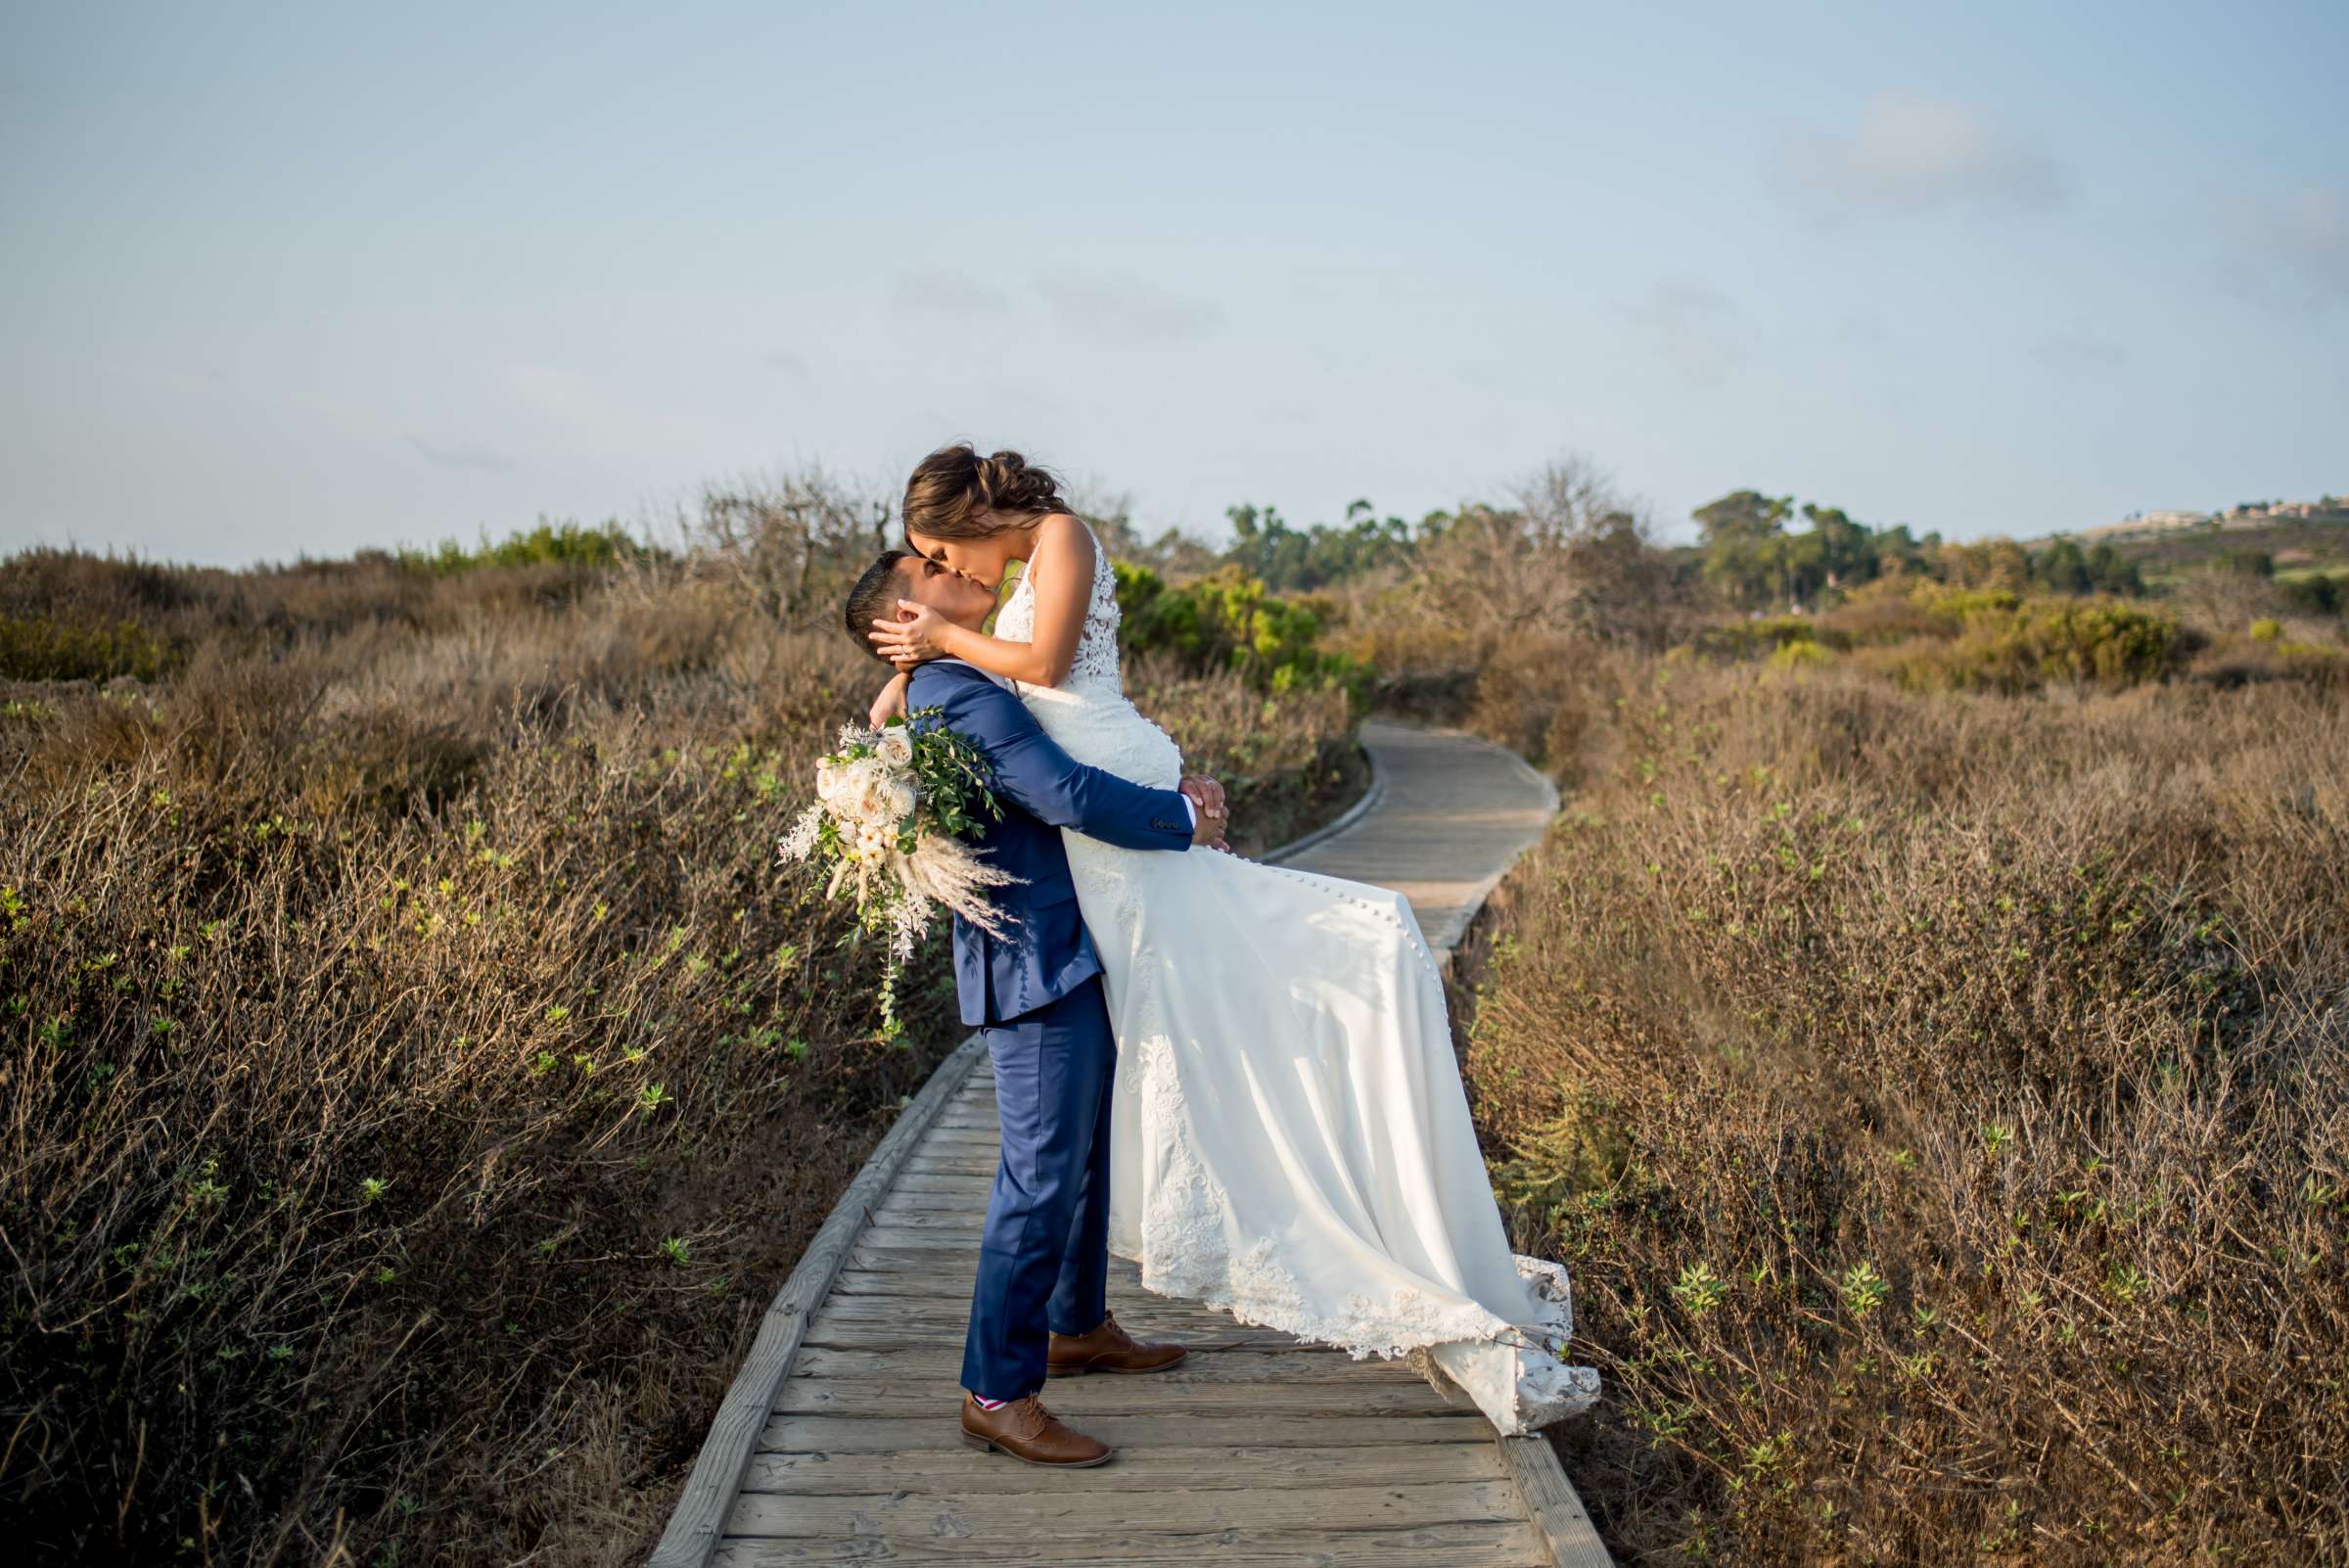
[864,442,1598,1434]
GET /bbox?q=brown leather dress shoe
[958,1391,1113,1467]
[1046,1308,1189,1375]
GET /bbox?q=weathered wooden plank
[741,1442,1505,1495]
[789,1347,1418,1385]
[843,1235,990,1272]
[898,1156,1001,1176]
[822,1268,1305,1334]
[757,1411,1498,1454]
[877,1174,994,1194]
[858,1205,1009,1233]
[808,1290,1276,1332]
[875,1172,995,1196]
[802,1314,1289,1347]
[837,1230,998,1252]
[772,1376,1461,1418]
[645,1034,990,1568]
[798,1319,1313,1357]
[713,1518,1551,1567]
[723,1479,1528,1537]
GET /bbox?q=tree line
[1096,484,2149,609]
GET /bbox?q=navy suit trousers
[958,973,1117,1402]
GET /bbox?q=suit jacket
[906,659,1195,1026]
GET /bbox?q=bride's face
[904,527,1016,588]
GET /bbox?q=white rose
[877,729,914,766]
[814,759,841,802]
[855,820,891,856]
[851,770,894,827]
[887,776,917,822]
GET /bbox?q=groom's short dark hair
[844,550,912,665]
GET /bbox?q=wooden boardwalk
[653,721,1606,1568]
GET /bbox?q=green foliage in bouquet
[780,708,1014,1038]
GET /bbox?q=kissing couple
[841,441,1599,1466]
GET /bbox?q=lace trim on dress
[993,516,1125,692]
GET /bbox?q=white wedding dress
[990,521,1600,1433]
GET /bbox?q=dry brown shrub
[0,547,1362,1566]
[1456,660,2349,1567]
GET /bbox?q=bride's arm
[868,516,1094,687]
[865,669,911,728]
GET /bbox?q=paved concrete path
[652,722,1605,1568]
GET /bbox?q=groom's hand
[1178,776,1228,849]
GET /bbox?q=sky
[4,0,2345,569]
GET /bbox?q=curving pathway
[652,721,1608,1568]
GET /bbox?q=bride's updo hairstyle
[901,441,1069,539]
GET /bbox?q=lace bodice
[993,517,1124,691]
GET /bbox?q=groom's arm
[919,670,1195,853]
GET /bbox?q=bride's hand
[867,670,911,729]
[868,601,948,671]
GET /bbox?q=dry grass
[0,545,1361,1567]
[1454,657,2349,1565]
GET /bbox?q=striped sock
[970,1393,1008,1409]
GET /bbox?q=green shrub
[2250,617,2282,642]
[0,612,180,681]
[396,519,657,575]
[1873,594,2182,694]
[1911,582,2023,618]
[1690,615,1840,660]
[2277,573,2341,618]
[1115,562,1365,702]
[1767,636,1834,672]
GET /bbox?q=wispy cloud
[406,435,517,473]
[2214,187,2348,315]
[2033,330,2129,374]
[1034,269,1223,345]
[761,348,811,377]
[1627,282,1746,385]
[1777,92,2070,220]
[892,267,1015,316]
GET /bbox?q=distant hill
[2024,510,2349,582]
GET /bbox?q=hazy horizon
[6,1,2345,572]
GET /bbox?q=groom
[844,548,1227,1468]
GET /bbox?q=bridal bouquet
[778,711,1020,1037]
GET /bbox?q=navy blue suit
[903,659,1194,1402]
